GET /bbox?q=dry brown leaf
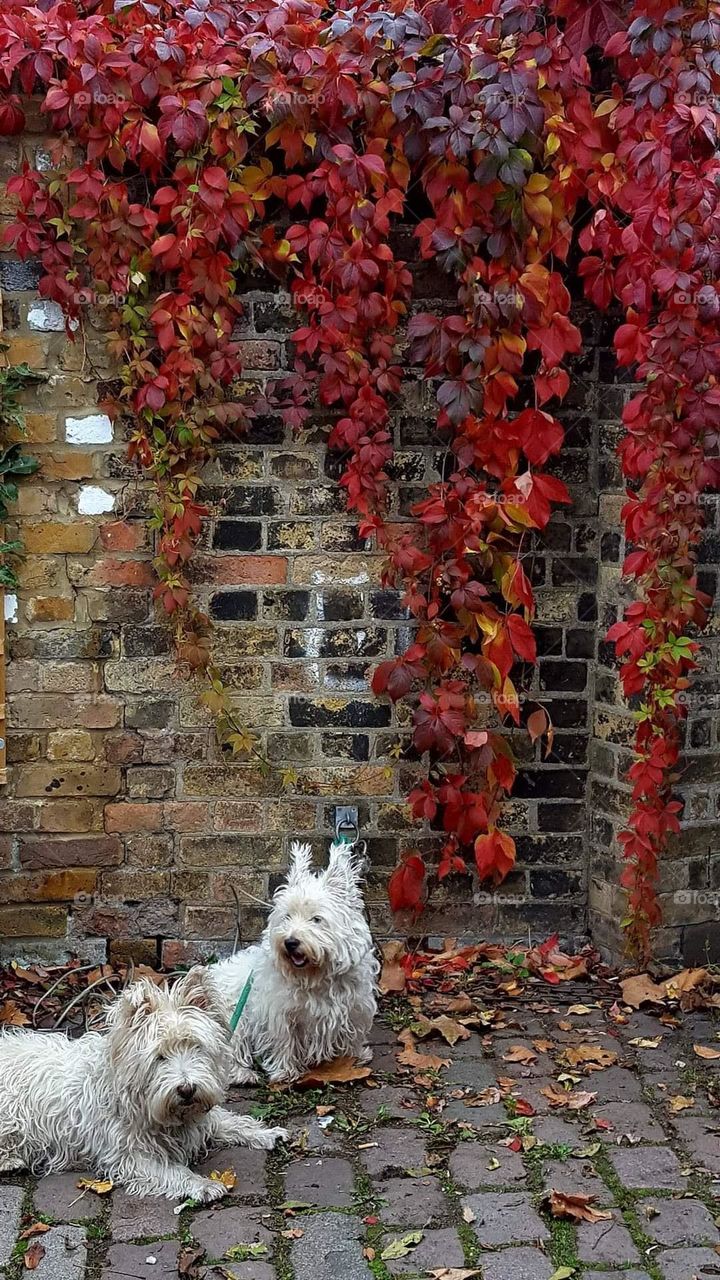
[546,1190,613,1224]
[502,1044,538,1065]
[296,1056,372,1086]
[437,994,475,1015]
[210,1168,237,1190]
[532,1039,554,1053]
[668,1095,695,1113]
[18,1224,51,1242]
[629,1036,663,1049]
[396,1029,450,1072]
[540,1084,595,1111]
[465,1086,502,1108]
[11,963,45,983]
[462,1204,476,1224]
[428,1271,481,1280]
[414,1014,470,1047]
[76,1177,113,1195]
[620,973,666,1008]
[567,1004,596,1016]
[663,968,709,998]
[281,1228,304,1239]
[379,941,407,995]
[23,1244,46,1271]
[693,1044,720,1061]
[0,1001,30,1027]
[562,1044,617,1072]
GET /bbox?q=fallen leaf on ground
[281,1228,304,1239]
[396,1029,450,1072]
[561,1045,617,1072]
[462,1204,476,1223]
[664,968,709,999]
[0,1001,30,1026]
[532,1039,554,1053]
[178,1245,204,1276]
[566,1004,595,1016]
[514,1098,536,1117]
[23,1244,45,1271]
[629,1036,663,1049]
[414,1014,470,1046]
[363,1247,376,1261]
[549,1268,577,1280]
[502,1044,538,1065]
[18,1224,50,1242]
[546,1190,613,1224]
[296,1056,372,1086]
[668,1095,695,1113]
[380,1231,423,1260]
[465,1086,502,1107]
[379,941,407,994]
[226,1244,268,1260]
[541,1084,595,1111]
[620,974,666,1008]
[209,1168,237,1190]
[76,1178,113,1195]
[428,1270,481,1280]
[693,1044,720,1060]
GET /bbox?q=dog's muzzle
[284,937,308,968]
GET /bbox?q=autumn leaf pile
[0,1,718,953]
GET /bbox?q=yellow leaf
[210,1168,237,1190]
[594,98,618,117]
[668,1095,695,1113]
[76,1178,113,1196]
[545,132,561,155]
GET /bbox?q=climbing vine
[0,0,717,956]
[0,357,40,589]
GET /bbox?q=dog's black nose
[284,937,301,955]
[177,1083,196,1103]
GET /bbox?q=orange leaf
[396,1029,450,1072]
[295,1056,373,1086]
[546,1190,612,1224]
[379,941,407,995]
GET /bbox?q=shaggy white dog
[209,840,379,1083]
[0,967,286,1201]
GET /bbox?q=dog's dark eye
[312,915,323,925]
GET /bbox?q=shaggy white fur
[0,967,287,1201]
[209,840,379,1084]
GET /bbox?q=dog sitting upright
[210,840,379,1084]
[0,967,286,1201]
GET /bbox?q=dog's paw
[194,1176,228,1204]
[357,1045,373,1065]
[255,1125,288,1150]
[230,1067,260,1086]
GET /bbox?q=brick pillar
[588,324,720,964]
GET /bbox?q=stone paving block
[463,1192,550,1247]
[608,1145,688,1190]
[285,1114,344,1153]
[377,1175,446,1223]
[34,1172,102,1221]
[33,1226,87,1280]
[542,1158,611,1204]
[359,1086,417,1120]
[109,1190,179,1242]
[587,1068,645,1102]
[477,1246,556,1280]
[359,1127,427,1178]
[577,1210,640,1264]
[381,1227,465,1276]
[674,1116,720,1174]
[292,1212,371,1280]
[533,1115,585,1147]
[449,1141,526,1189]
[640,1197,720,1246]
[443,1033,487,1058]
[592,1101,668,1142]
[443,1098,507,1128]
[193,1206,273,1261]
[0,1185,24,1265]
[284,1156,355,1207]
[195,1145,268,1190]
[444,1058,497,1089]
[584,1273,651,1280]
[508,1080,558,1115]
[657,1247,720,1280]
[102,1240,179,1279]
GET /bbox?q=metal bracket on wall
[334,805,359,845]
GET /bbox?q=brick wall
[0,128,717,966]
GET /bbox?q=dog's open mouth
[289,952,308,968]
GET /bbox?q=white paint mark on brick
[77,485,115,516]
[4,594,18,624]
[65,413,113,445]
[34,149,52,172]
[27,300,66,332]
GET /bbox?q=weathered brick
[104,802,164,833]
[26,596,75,623]
[194,554,287,585]
[0,868,97,902]
[15,763,121,798]
[19,835,122,869]
[24,522,97,554]
[0,905,67,937]
[36,798,105,833]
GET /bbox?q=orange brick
[4,335,47,368]
[8,412,57,444]
[197,555,287,586]
[26,596,75,623]
[24,522,97,554]
[37,799,105,833]
[104,801,164,833]
[1,869,97,903]
[40,452,94,481]
[100,521,147,552]
[163,802,209,833]
[88,558,155,587]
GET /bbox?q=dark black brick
[320,523,368,552]
[122,626,173,658]
[543,523,572,552]
[322,591,365,621]
[578,592,598,623]
[262,590,309,622]
[126,700,176,730]
[267,732,314,762]
[515,834,584,866]
[539,661,587,693]
[320,733,370,762]
[601,531,621,562]
[0,258,41,290]
[547,733,588,765]
[535,626,564,657]
[514,769,587,800]
[530,869,583,898]
[320,628,386,659]
[213,521,262,551]
[552,557,598,588]
[289,698,391,728]
[210,590,258,621]
[224,485,283,515]
[690,719,712,749]
[565,629,595,659]
[538,802,585,833]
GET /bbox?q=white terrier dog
[209,840,379,1084]
[0,967,286,1201]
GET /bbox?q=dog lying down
[209,839,380,1084]
[0,967,287,1202]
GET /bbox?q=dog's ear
[106,977,165,1032]
[286,840,313,885]
[173,966,230,1032]
[323,840,363,896]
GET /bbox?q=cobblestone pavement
[1,987,719,1280]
